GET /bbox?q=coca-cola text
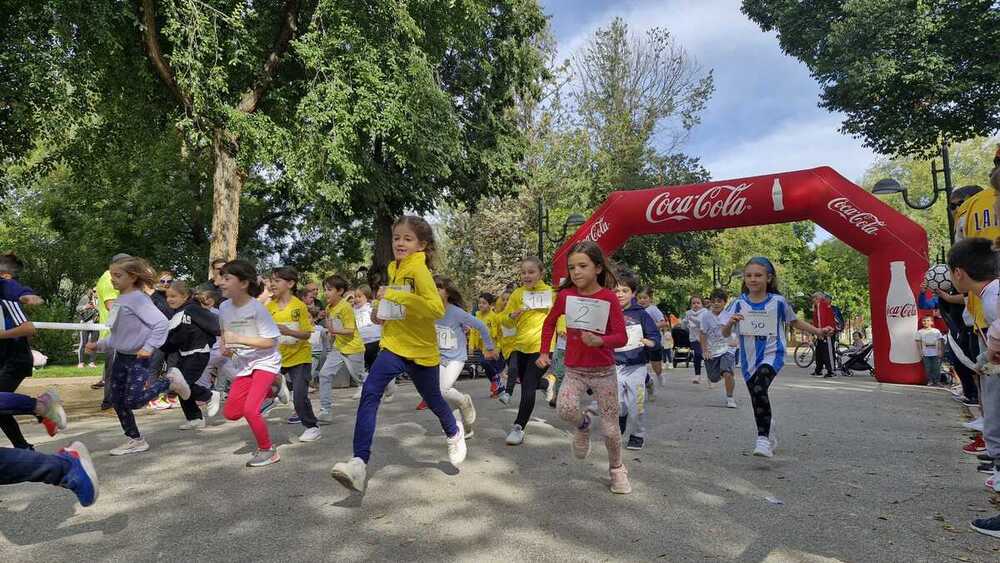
[886,303,917,318]
[584,216,610,242]
[645,184,751,224]
[827,197,886,235]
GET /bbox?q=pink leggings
[556,365,622,468]
[223,370,276,450]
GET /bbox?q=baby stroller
[671,326,692,368]
[839,344,874,377]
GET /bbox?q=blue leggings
[0,446,73,486]
[110,354,170,439]
[352,349,458,463]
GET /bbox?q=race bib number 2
[565,296,611,335]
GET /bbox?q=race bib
[329,317,345,332]
[436,326,458,350]
[226,317,259,350]
[523,290,553,310]
[355,310,373,329]
[565,296,611,335]
[501,325,517,337]
[278,321,300,346]
[377,285,410,320]
[738,309,777,337]
[615,324,645,352]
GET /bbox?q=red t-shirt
[813,299,835,330]
[541,286,627,368]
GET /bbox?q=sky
[539,0,879,185]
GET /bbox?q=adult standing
[92,254,127,409]
[76,288,99,368]
[811,292,837,378]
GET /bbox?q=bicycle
[793,338,849,371]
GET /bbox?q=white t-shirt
[982,279,999,326]
[644,305,665,345]
[915,328,943,357]
[698,309,730,359]
[685,308,704,339]
[219,298,282,378]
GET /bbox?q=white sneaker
[726,398,737,409]
[544,373,557,403]
[351,388,363,399]
[178,418,206,430]
[110,438,150,456]
[505,424,525,445]
[205,390,222,418]
[964,417,985,432]
[498,391,511,405]
[447,420,467,467]
[985,470,999,492]
[317,410,333,424]
[165,368,191,400]
[383,381,396,402]
[768,418,778,451]
[752,436,773,458]
[299,427,322,442]
[331,457,367,492]
[276,374,291,405]
[459,394,477,430]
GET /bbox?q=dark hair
[709,288,728,302]
[434,276,464,309]
[356,285,373,299]
[220,260,263,297]
[478,292,496,305]
[688,295,703,307]
[210,258,227,269]
[948,237,999,282]
[167,280,193,298]
[852,331,863,339]
[616,269,638,292]
[558,241,617,290]
[323,274,349,293]
[271,266,300,291]
[739,256,781,295]
[393,215,437,268]
[194,283,221,307]
[0,252,23,273]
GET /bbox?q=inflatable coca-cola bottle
[886,261,919,364]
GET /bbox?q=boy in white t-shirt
[700,288,737,408]
[915,316,944,386]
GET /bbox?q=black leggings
[746,365,777,437]
[0,366,31,449]
[363,341,379,371]
[814,337,834,374]
[77,330,98,364]
[511,352,550,428]
[691,341,703,375]
[176,353,213,421]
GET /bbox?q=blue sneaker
[260,398,277,416]
[287,415,301,424]
[58,441,99,507]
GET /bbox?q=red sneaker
[489,382,499,397]
[42,418,59,437]
[963,435,986,455]
[416,400,428,410]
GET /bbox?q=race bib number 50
[738,309,777,337]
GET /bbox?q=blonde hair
[167,280,192,298]
[111,257,156,290]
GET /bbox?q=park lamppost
[537,198,586,264]
[871,143,955,244]
[712,261,742,288]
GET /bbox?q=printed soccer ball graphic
[923,264,954,293]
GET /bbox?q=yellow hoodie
[501,281,554,354]
[468,310,493,352]
[377,252,445,366]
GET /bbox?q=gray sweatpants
[982,374,1000,458]
[318,350,365,412]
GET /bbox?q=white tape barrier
[33,322,109,331]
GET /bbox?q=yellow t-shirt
[327,299,365,356]
[267,296,314,368]
[501,281,554,354]
[468,310,493,352]
[956,189,999,329]
[376,251,445,366]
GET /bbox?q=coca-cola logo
[645,184,751,223]
[584,216,610,242]
[827,197,886,235]
[886,303,917,318]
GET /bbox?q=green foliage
[26,301,79,364]
[742,0,1000,156]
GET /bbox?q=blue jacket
[615,299,660,366]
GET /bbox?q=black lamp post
[712,261,742,288]
[537,197,586,264]
[871,143,955,244]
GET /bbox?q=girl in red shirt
[538,241,630,493]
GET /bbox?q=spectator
[811,292,837,378]
[915,315,945,385]
[76,288,99,368]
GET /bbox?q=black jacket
[161,300,220,355]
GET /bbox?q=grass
[31,363,105,379]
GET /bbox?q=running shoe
[416,400,427,410]
[58,441,99,507]
[246,447,280,467]
[977,461,996,474]
[287,415,301,424]
[505,424,524,445]
[276,374,291,405]
[498,392,511,405]
[544,373,557,404]
[573,414,592,459]
[609,465,632,494]
[205,390,222,418]
[626,435,645,451]
[37,388,67,436]
[752,436,774,458]
[970,514,1000,538]
[299,427,322,442]
[331,457,367,492]
[317,410,333,424]
[446,421,467,467]
[963,435,987,455]
[110,438,150,456]
[725,397,738,409]
[489,381,499,397]
[178,418,206,430]
[964,417,985,432]
[259,398,277,416]
[459,393,477,431]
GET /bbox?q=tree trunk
[370,209,395,288]
[209,128,244,262]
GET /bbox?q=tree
[742,0,1000,156]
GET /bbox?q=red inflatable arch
[551,167,929,385]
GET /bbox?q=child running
[636,286,666,390]
[613,271,660,451]
[0,441,99,507]
[1,294,42,449]
[218,260,287,467]
[538,241,629,493]
[500,257,555,446]
[433,276,497,438]
[161,281,223,430]
[685,295,706,384]
[331,216,466,492]
[721,257,832,458]
[88,257,188,455]
[267,267,321,442]
[353,285,383,381]
[471,292,505,398]
[495,290,517,403]
[700,288,738,409]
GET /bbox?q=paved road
[3,366,999,562]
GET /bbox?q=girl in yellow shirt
[331,216,466,493]
[472,292,506,397]
[498,257,555,445]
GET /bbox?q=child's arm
[536,292,567,367]
[223,333,277,350]
[135,300,169,358]
[326,308,357,337]
[462,311,497,356]
[0,321,35,340]
[189,306,222,337]
[791,318,832,338]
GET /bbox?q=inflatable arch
[551,167,929,385]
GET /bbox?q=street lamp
[537,197,586,263]
[871,143,955,244]
[712,261,742,288]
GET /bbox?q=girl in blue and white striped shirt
[722,257,832,458]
